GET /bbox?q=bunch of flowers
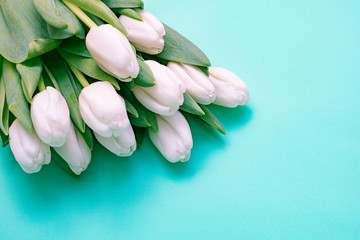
[0,0,250,175]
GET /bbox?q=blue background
[1,0,360,239]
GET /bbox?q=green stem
[69,64,90,88]
[63,1,97,29]
[38,75,46,92]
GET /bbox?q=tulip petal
[95,124,136,157]
[138,10,165,36]
[31,87,71,147]
[9,120,51,174]
[134,61,184,116]
[78,95,115,137]
[163,112,193,153]
[79,81,130,137]
[119,10,165,55]
[132,86,174,115]
[209,67,250,108]
[86,24,139,81]
[149,112,192,163]
[210,67,248,90]
[168,62,215,105]
[54,122,91,175]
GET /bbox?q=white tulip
[149,111,193,163]
[209,67,250,108]
[168,62,216,105]
[54,122,91,175]
[79,81,130,138]
[119,9,166,55]
[133,60,186,116]
[86,24,139,82]
[31,87,71,147]
[9,120,51,173]
[94,124,136,157]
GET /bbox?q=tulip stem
[63,1,97,29]
[69,64,90,88]
[38,75,46,92]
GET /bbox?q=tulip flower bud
[94,124,136,157]
[149,111,193,163]
[86,24,139,82]
[209,67,250,108]
[79,81,130,138]
[133,60,186,116]
[54,123,91,175]
[119,10,165,55]
[31,87,71,147]
[9,120,51,173]
[168,62,216,105]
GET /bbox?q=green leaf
[120,84,158,132]
[129,115,150,129]
[61,37,91,58]
[126,79,135,90]
[63,70,93,150]
[199,66,209,77]
[85,11,105,26]
[42,64,61,91]
[198,105,226,135]
[51,148,81,178]
[16,58,43,103]
[156,24,211,67]
[0,129,8,147]
[33,0,85,39]
[134,57,156,87]
[103,0,144,9]
[141,53,169,65]
[115,8,142,21]
[79,125,94,150]
[64,0,127,34]
[133,126,145,148]
[58,48,120,90]
[42,51,85,133]
[2,60,33,133]
[0,73,9,135]
[41,71,56,89]
[180,92,205,116]
[0,0,61,63]
[124,98,139,118]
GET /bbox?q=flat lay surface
[1,0,360,239]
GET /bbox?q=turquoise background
[1,0,360,239]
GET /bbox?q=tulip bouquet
[0,0,250,175]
